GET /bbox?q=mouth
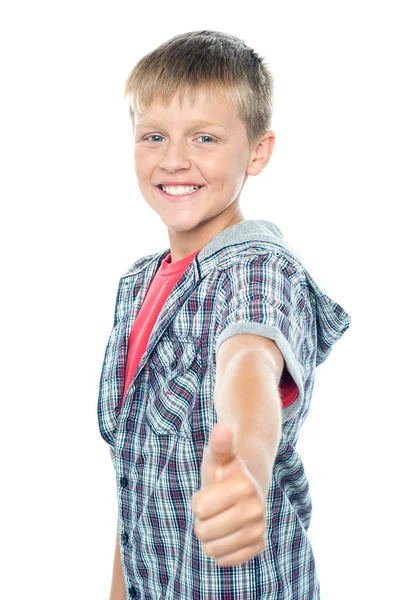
[156,185,204,202]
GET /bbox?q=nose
[158,138,191,171]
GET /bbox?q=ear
[247,131,275,176]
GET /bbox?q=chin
[164,221,198,232]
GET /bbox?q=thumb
[206,422,236,471]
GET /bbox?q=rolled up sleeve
[214,251,310,423]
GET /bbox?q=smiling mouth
[156,184,204,195]
[155,185,205,201]
[156,184,203,190]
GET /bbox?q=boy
[97,30,351,600]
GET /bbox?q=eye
[196,135,215,143]
[144,134,164,142]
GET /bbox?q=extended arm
[214,334,284,497]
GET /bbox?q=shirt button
[129,586,136,597]
[120,476,128,488]
[170,359,177,371]
[122,532,128,544]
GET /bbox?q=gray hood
[196,219,351,367]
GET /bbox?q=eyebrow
[136,120,229,131]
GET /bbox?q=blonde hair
[124,30,274,149]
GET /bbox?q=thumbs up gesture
[191,422,267,568]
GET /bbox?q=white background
[1,1,397,598]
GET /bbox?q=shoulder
[120,251,163,278]
[215,245,308,296]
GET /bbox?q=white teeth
[161,185,200,196]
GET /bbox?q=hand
[191,422,267,567]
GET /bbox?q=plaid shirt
[97,219,351,599]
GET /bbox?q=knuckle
[194,502,203,518]
[252,503,265,521]
[241,480,255,497]
[194,521,204,538]
[202,541,215,557]
[246,524,264,546]
[258,537,266,552]
[256,529,266,548]
[255,524,266,542]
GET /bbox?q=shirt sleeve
[214,251,310,423]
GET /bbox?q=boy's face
[133,88,274,261]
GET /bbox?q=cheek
[134,151,153,179]
[206,153,238,181]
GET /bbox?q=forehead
[135,88,241,130]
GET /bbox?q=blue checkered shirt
[97,219,351,599]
